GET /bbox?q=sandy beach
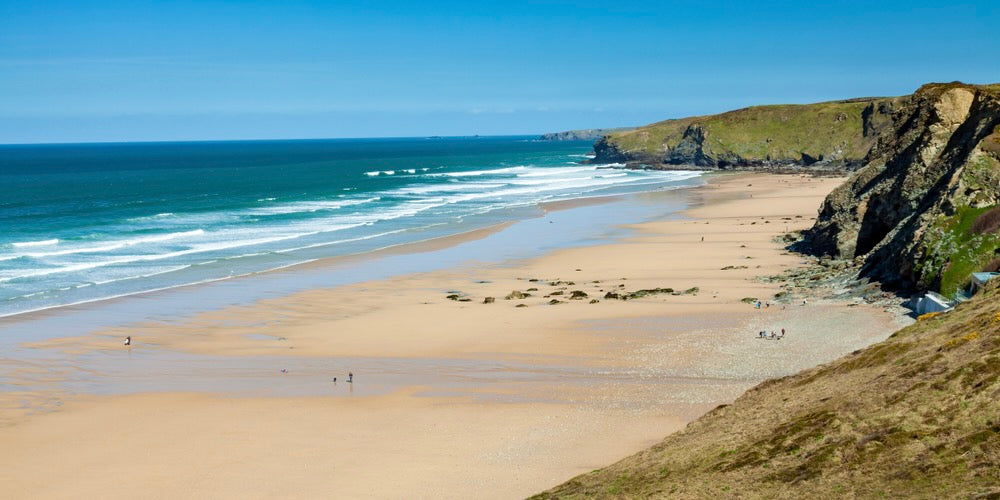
[0,173,909,498]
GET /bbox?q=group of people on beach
[757,328,786,340]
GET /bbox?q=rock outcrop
[538,127,634,141]
[592,98,899,168]
[808,82,1000,294]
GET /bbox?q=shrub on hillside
[983,257,1000,273]
[970,206,1000,235]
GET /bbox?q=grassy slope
[606,100,880,162]
[535,284,1000,498]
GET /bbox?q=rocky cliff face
[592,98,899,168]
[809,83,1000,293]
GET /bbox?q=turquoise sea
[0,136,700,318]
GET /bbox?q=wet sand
[0,173,908,498]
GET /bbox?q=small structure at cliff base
[970,272,999,294]
[913,291,955,315]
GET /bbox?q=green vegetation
[959,150,1000,206]
[605,99,883,164]
[915,205,1000,296]
[534,283,1000,499]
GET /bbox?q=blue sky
[1,1,998,143]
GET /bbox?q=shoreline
[0,178,701,331]
[0,172,910,498]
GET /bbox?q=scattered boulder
[483,297,495,304]
[550,290,564,296]
[505,290,531,300]
[683,287,700,295]
[548,280,576,286]
[515,303,528,308]
[569,290,589,300]
[623,288,674,300]
[548,299,563,305]
[604,291,621,299]
[589,299,600,304]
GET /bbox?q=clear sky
[1,0,998,143]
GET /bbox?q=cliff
[808,83,1000,294]
[533,83,1000,498]
[535,281,1000,498]
[593,97,899,168]
[539,127,634,141]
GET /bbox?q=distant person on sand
[781,328,786,337]
[348,372,353,383]
[123,336,131,346]
[333,377,337,383]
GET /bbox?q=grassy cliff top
[917,81,1000,96]
[535,283,1000,498]
[606,98,889,161]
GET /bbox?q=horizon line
[0,132,580,147]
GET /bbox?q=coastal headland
[0,174,907,498]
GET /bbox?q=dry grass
[534,284,1000,499]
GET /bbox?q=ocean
[0,136,700,318]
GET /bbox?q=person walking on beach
[348,372,353,383]
[781,328,785,338]
[123,336,131,346]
